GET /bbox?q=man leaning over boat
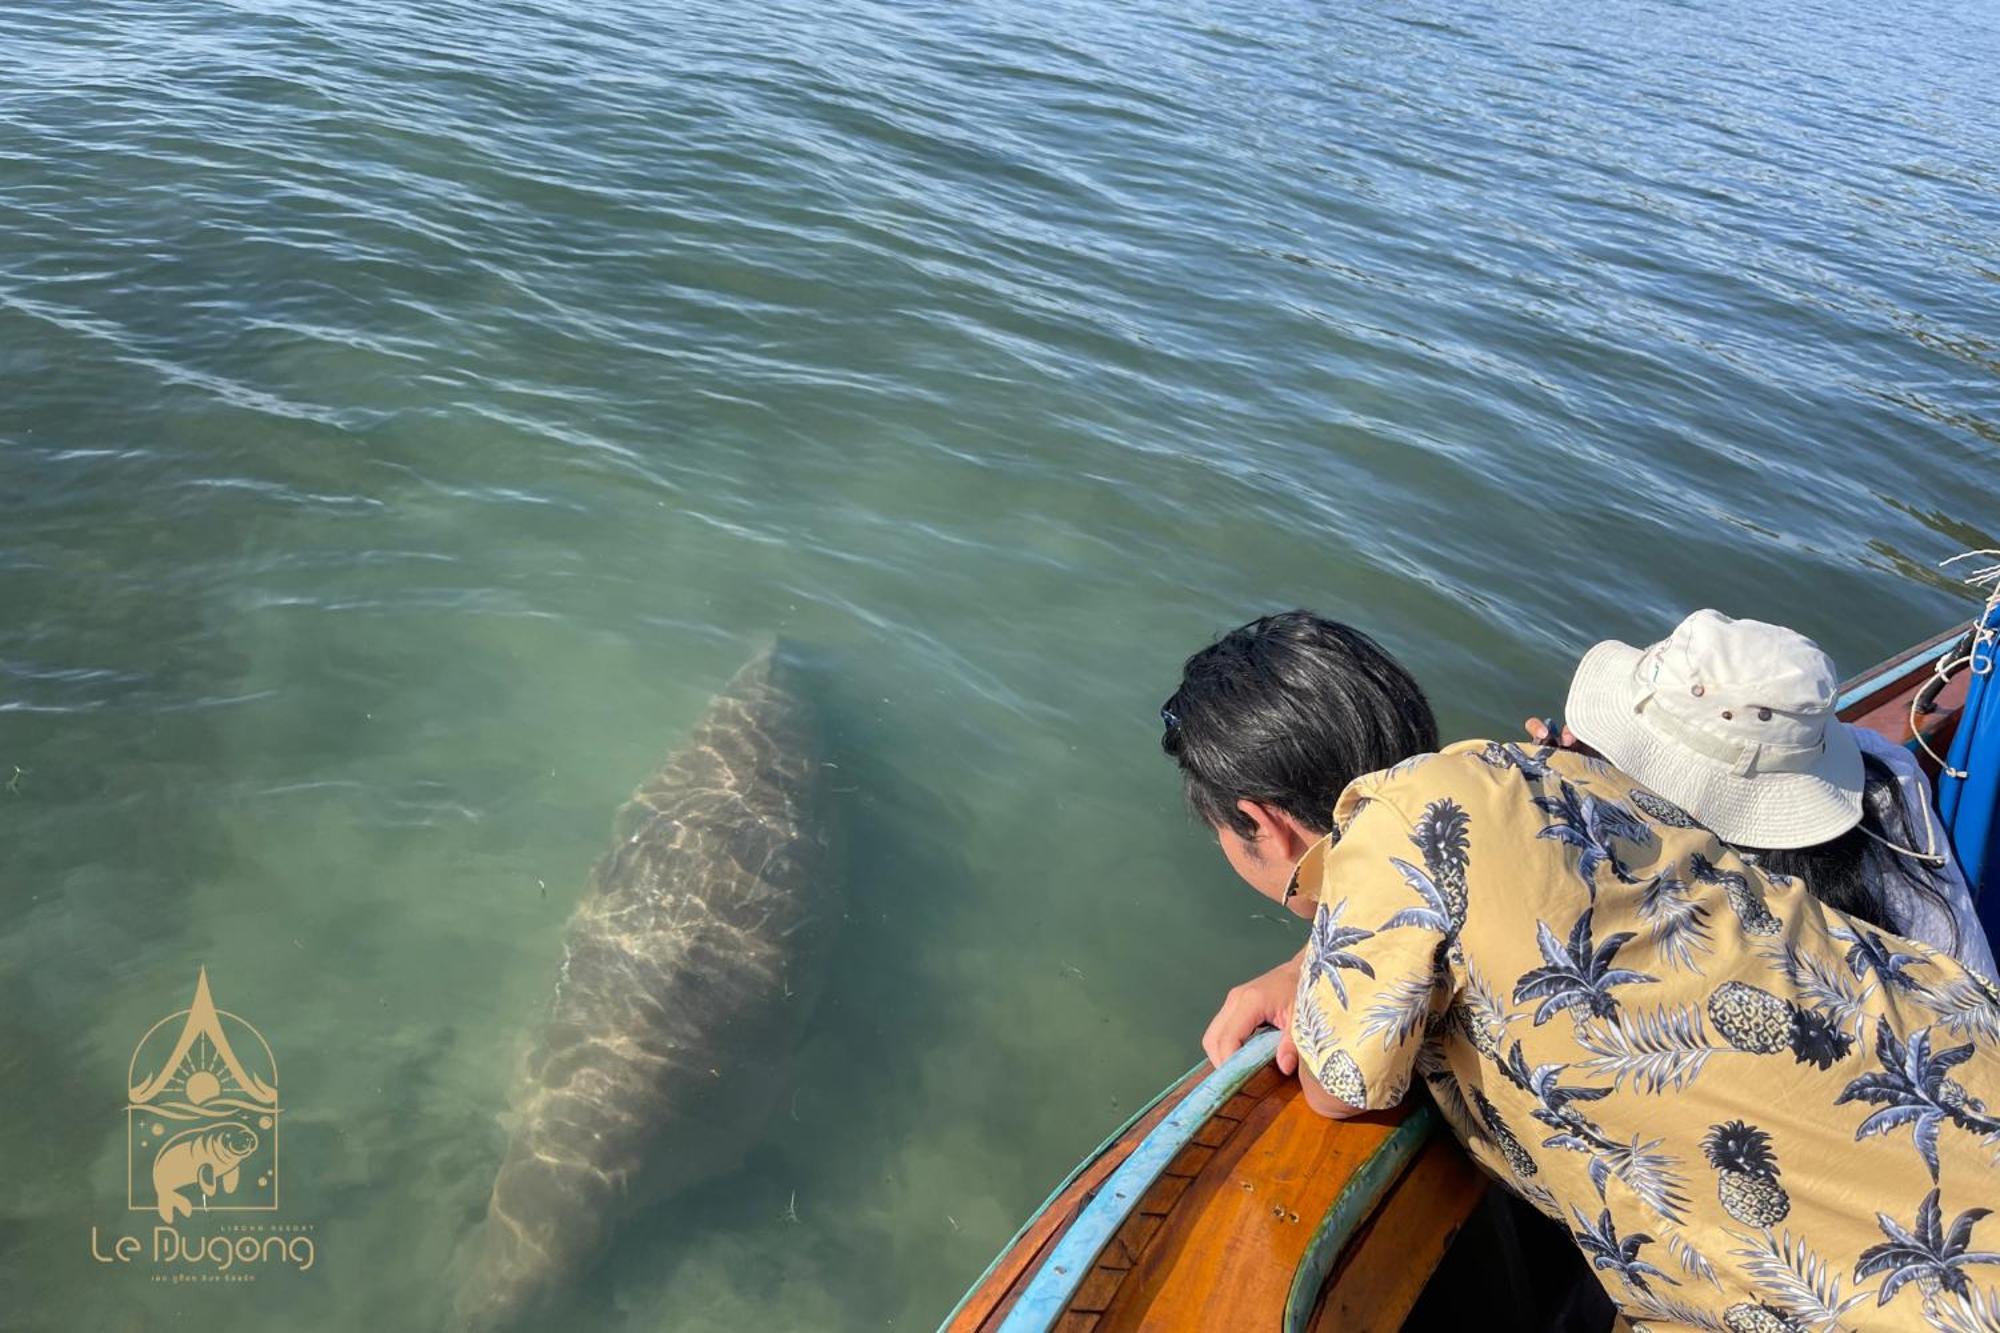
[1163,611,2000,1332]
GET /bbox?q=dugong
[454,643,835,1331]
[152,1124,258,1222]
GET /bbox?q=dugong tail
[452,640,834,1332]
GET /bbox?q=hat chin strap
[1631,693,1826,777]
[1852,819,1948,868]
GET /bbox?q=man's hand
[1202,952,1304,1074]
[1523,716,1597,757]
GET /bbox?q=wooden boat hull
[945,624,1978,1333]
[942,1043,1485,1333]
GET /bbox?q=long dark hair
[1161,611,1439,838]
[1733,754,1960,951]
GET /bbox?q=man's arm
[1286,785,1457,1117]
[1295,1055,1366,1119]
[1201,947,1306,1074]
[1205,959,1377,1115]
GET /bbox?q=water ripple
[2,0,1997,1328]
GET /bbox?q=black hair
[1161,611,1439,838]
[1734,753,1961,951]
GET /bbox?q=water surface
[3,0,1998,1327]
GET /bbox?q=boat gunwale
[935,1054,1209,1330]
[1279,1104,1437,1333]
[993,1029,1282,1332]
[1835,620,1966,717]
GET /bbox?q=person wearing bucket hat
[1558,609,1995,980]
[1166,610,2000,1333]
[1565,610,1863,848]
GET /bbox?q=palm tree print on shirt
[1514,907,1660,1025]
[1917,973,2000,1047]
[1837,1020,2000,1181]
[1287,740,2000,1330]
[1854,1188,2000,1309]
[1532,778,1654,892]
[1497,1039,1692,1226]
[1499,1039,1613,1144]
[1637,870,1713,974]
[1689,852,1783,937]
[1830,924,1931,993]
[1306,898,1375,1008]
[1570,1205,1678,1296]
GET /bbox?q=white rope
[1909,550,2000,777]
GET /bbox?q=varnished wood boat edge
[938,1057,1210,1332]
[992,1030,1282,1331]
[1280,1105,1438,1333]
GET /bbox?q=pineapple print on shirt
[1706,980,1854,1067]
[1702,1121,1789,1227]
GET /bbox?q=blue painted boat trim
[1831,624,1967,759]
[1280,1106,1437,1333]
[995,1029,1280,1333]
[1834,633,1956,715]
[935,1057,1204,1332]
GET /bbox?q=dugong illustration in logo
[151,1124,259,1222]
[127,969,282,1221]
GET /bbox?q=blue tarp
[1937,600,2000,944]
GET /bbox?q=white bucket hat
[1564,609,1864,849]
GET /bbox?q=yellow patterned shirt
[1289,740,2000,1333]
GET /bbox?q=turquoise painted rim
[993,1030,1281,1333]
[934,1053,1208,1332]
[1280,1104,1438,1333]
[1834,622,1963,714]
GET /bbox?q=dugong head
[214,1125,257,1161]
